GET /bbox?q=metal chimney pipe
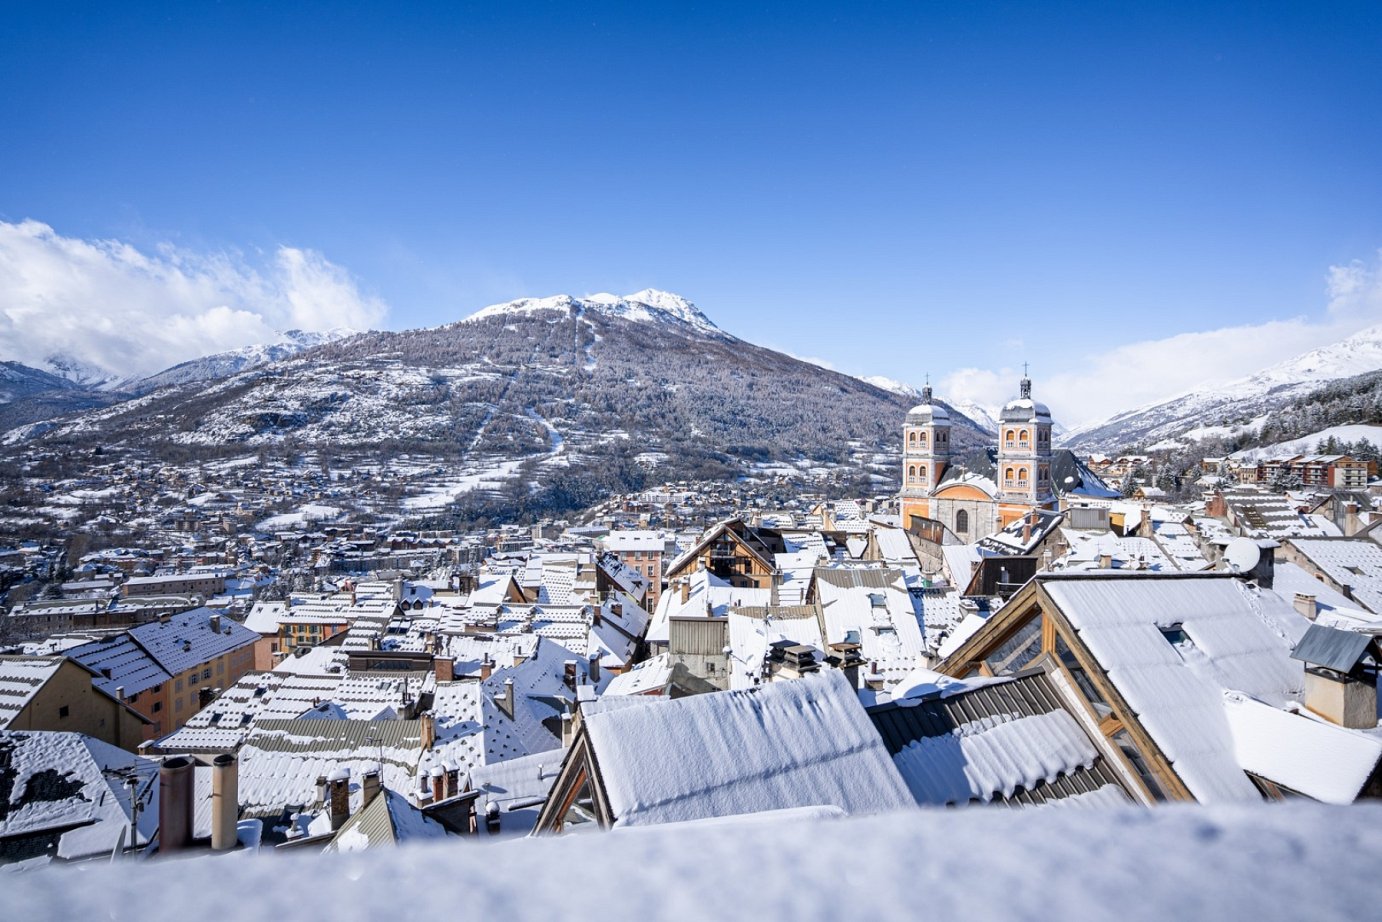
[210,754,238,851]
[158,756,194,854]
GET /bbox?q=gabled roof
[0,657,65,727]
[579,671,914,827]
[664,519,782,578]
[1040,575,1308,803]
[322,788,450,852]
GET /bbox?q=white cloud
[0,220,387,380]
[942,252,1382,429]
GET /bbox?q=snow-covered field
[8,803,1378,921]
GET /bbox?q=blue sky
[2,1,1381,424]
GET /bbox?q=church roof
[906,385,951,424]
[999,376,1052,424]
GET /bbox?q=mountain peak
[465,290,723,337]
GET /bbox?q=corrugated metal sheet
[868,672,1131,807]
[668,617,728,656]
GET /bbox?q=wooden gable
[935,576,1194,804]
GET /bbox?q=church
[899,373,1059,540]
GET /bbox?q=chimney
[680,579,690,604]
[419,711,435,751]
[328,768,350,831]
[115,685,125,701]
[480,654,493,681]
[561,708,574,748]
[485,800,501,835]
[1345,502,1361,535]
[209,614,221,633]
[362,768,381,807]
[1022,516,1033,545]
[435,656,455,683]
[430,765,445,803]
[445,764,460,799]
[1293,593,1318,621]
[158,756,195,854]
[498,677,515,720]
[211,754,238,851]
[315,775,329,808]
[1099,553,1113,570]
[588,651,601,684]
[563,660,578,691]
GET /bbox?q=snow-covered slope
[123,329,358,394]
[464,289,726,339]
[1066,324,1382,451]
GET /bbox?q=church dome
[999,376,1051,423]
[999,397,1051,423]
[905,384,950,425]
[907,402,950,424]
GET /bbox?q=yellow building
[900,375,1057,541]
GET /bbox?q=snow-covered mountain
[40,353,122,390]
[1,362,79,405]
[122,329,358,394]
[860,376,920,399]
[0,361,122,431]
[1065,324,1382,451]
[465,289,726,339]
[8,291,993,518]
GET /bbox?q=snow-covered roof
[0,730,159,861]
[1284,537,1382,614]
[0,657,65,727]
[1042,575,1310,803]
[581,671,914,827]
[1224,692,1382,804]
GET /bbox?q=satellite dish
[1224,537,1261,573]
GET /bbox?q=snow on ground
[7,803,1380,921]
[402,459,527,510]
[1231,424,1382,462]
[257,504,344,532]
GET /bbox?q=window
[59,705,70,719]
[1111,728,1167,801]
[917,465,927,482]
[919,432,928,446]
[956,509,969,534]
[908,465,916,481]
[152,702,162,713]
[175,679,182,692]
[202,668,212,681]
[908,431,916,444]
[1056,635,1112,719]
[984,615,1044,676]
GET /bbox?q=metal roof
[1291,623,1374,673]
[867,671,1131,807]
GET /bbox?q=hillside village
[2,368,1381,867]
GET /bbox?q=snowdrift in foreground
[10,803,1380,921]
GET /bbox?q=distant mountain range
[1062,324,1382,452]
[2,291,991,516]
